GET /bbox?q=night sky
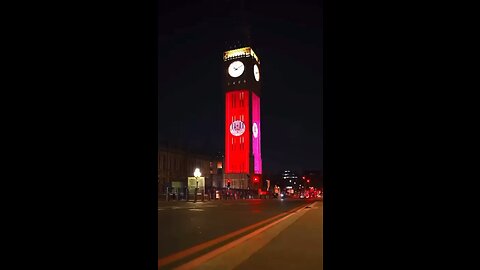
[159,0,323,175]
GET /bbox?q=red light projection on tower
[252,92,262,174]
[225,90,250,173]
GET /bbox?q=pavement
[158,199,311,258]
[158,199,322,270]
[234,201,323,270]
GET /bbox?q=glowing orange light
[223,47,260,63]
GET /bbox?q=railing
[158,187,272,201]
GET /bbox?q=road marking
[157,203,309,268]
[188,209,205,211]
[174,201,317,270]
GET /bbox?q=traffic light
[253,177,259,182]
[227,180,231,188]
[307,179,310,183]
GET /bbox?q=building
[281,170,301,192]
[158,146,224,194]
[223,44,263,190]
[211,152,225,188]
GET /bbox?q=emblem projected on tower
[230,120,246,136]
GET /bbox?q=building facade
[158,147,224,194]
[281,170,301,192]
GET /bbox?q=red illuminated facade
[225,90,250,173]
[223,47,262,189]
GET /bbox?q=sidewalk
[179,201,323,270]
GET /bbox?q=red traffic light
[254,177,259,182]
[307,179,310,183]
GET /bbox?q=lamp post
[194,168,201,203]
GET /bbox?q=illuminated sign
[230,120,246,136]
[223,47,260,63]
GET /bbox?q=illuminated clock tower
[223,46,262,190]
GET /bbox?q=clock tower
[223,45,262,190]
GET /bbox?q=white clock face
[253,64,260,81]
[252,123,258,138]
[228,61,245,78]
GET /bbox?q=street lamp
[194,168,201,178]
[194,168,201,202]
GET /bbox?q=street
[158,198,323,270]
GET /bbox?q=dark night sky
[159,0,323,175]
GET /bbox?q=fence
[158,186,269,201]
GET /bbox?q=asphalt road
[158,199,313,260]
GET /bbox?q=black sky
[159,0,323,174]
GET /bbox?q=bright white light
[194,168,201,177]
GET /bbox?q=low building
[281,170,301,191]
[158,147,225,195]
